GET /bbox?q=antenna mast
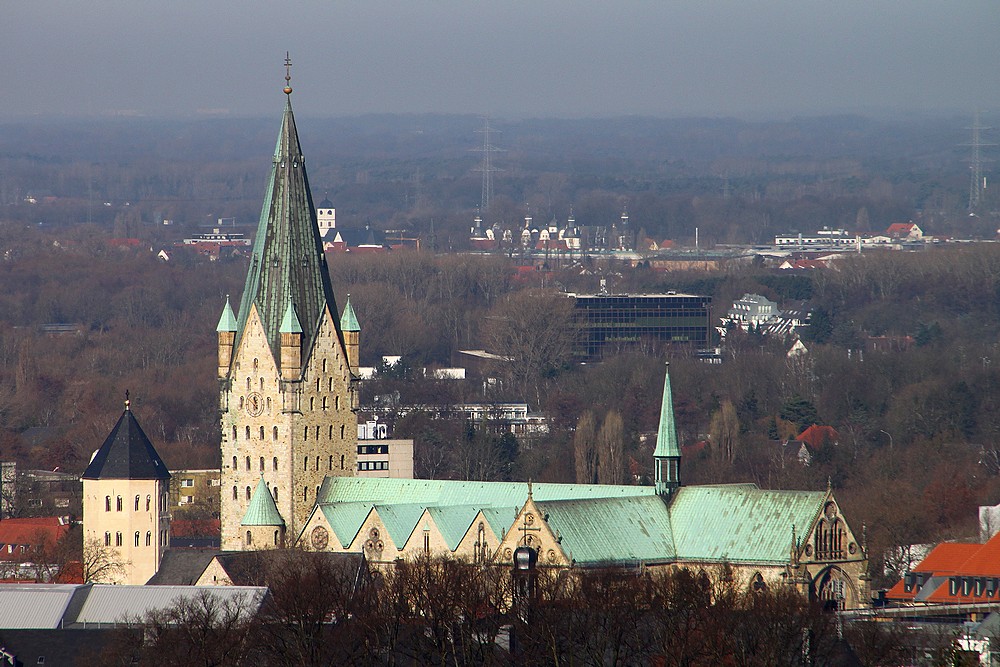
[473,116,504,224]
[965,111,994,212]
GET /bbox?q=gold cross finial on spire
[283,52,293,95]
[125,390,130,411]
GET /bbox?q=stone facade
[220,305,355,550]
[82,477,169,585]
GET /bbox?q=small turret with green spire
[654,362,681,496]
[341,294,360,373]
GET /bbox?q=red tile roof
[886,535,1000,603]
[0,517,71,562]
[796,425,838,449]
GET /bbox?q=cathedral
[215,76,357,551]
[205,76,870,608]
[78,72,874,608]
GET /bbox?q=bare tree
[82,536,130,584]
[574,410,598,484]
[597,410,625,485]
[482,290,577,408]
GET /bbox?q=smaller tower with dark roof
[653,363,681,497]
[242,477,286,549]
[82,396,171,584]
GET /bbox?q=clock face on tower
[246,392,264,417]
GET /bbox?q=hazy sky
[5,1,999,119]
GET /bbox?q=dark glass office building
[570,292,712,360]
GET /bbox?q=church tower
[82,398,171,584]
[653,363,681,496]
[219,65,356,550]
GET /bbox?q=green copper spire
[242,477,284,526]
[280,302,302,334]
[233,91,343,365]
[654,362,681,496]
[216,296,237,333]
[340,294,360,333]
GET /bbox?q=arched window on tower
[336,396,339,410]
[329,455,333,470]
[232,456,238,470]
[316,456,320,471]
[146,531,151,546]
[105,496,111,512]
[246,486,251,500]
[310,397,314,410]
[340,455,345,470]
[115,532,122,547]
[273,426,278,441]
[247,530,252,546]
[340,425,345,439]
[134,532,140,547]
[303,487,308,501]
[245,456,251,471]
[146,495,151,511]
[259,457,265,472]
[259,426,265,440]
[134,496,140,511]
[273,456,278,470]
[104,532,111,546]
[246,426,251,440]
[233,486,238,500]
[233,426,237,441]
[116,496,122,512]
[273,487,278,501]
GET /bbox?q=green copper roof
[427,505,487,551]
[234,94,343,365]
[310,477,833,569]
[319,502,374,548]
[340,295,360,333]
[317,477,654,508]
[242,478,284,526]
[653,364,680,459]
[279,302,302,334]
[216,297,237,333]
[669,484,823,564]
[539,495,675,566]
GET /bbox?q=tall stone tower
[82,398,171,584]
[653,363,681,497]
[218,76,356,551]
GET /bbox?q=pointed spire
[340,294,360,333]
[242,478,284,526]
[216,295,237,332]
[653,363,680,459]
[280,302,302,334]
[233,83,342,365]
[654,362,681,496]
[83,401,170,481]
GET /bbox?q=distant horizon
[6,1,998,122]
[0,105,983,125]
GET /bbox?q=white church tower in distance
[218,61,357,551]
[82,396,171,584]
